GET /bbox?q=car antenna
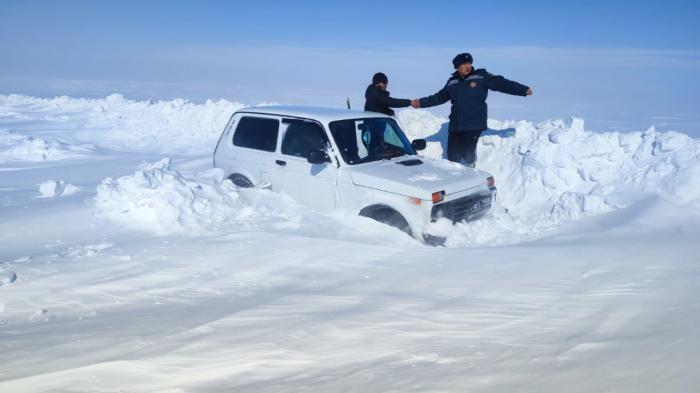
[346,97,351,110]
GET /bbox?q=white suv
[213,106,496,243]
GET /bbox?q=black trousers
[447,131,482,166]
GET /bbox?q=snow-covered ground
[1,94,699,392]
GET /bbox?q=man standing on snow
[364,72,412,116]
[411,53,533,167]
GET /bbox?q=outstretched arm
[367,89,411,108]
[486,71,531,96]
[417,84,451,108]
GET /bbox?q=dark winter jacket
[364,84,411,116]
[419,69,529,132]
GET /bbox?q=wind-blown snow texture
[1,94,699,393]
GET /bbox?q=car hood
[347,157,488,200]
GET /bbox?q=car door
[271,119,338,212]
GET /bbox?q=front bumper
[430,186,496,223]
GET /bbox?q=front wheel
[359,206,413,237]
[227,173,253,188]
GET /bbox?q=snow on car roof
[236,105,391,122]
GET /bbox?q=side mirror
[411,139,427,151]
[307,149,332,164]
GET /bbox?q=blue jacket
[419,69,529,132]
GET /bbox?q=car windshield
[328,118,416,165]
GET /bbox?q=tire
[228,173,253,188]
[359,206,413,237]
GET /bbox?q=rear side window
[281,121,328,158]
[233,116,279,152]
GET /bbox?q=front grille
[431,192,493,223]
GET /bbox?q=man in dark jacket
[412,53,533,167]
[364,72,411,116]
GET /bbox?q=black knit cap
[372,72,388,85]
[452,53,474,69]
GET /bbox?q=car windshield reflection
[328,118,416,165]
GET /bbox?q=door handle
[275,160,286,166]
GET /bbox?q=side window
[281,121,328,158]
[233,116,279,152]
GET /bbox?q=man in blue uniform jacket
[412,53,533,167]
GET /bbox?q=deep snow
[1,94,699,392]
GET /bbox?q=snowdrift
[399,110,700,245]
[94,159,301,235]
[0,129,94,162]
[37,180,80,198]
[0,94,244,155]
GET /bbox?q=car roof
[236,105,392,123]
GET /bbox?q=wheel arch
[358,203,414,237]
[226,171,257,187]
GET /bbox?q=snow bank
[81,95,244,154]
[0,94,245,155]
[398,110,700,245]
[94,159,300,235]
[0,129,94,162]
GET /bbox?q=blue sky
[2,0,699,134]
